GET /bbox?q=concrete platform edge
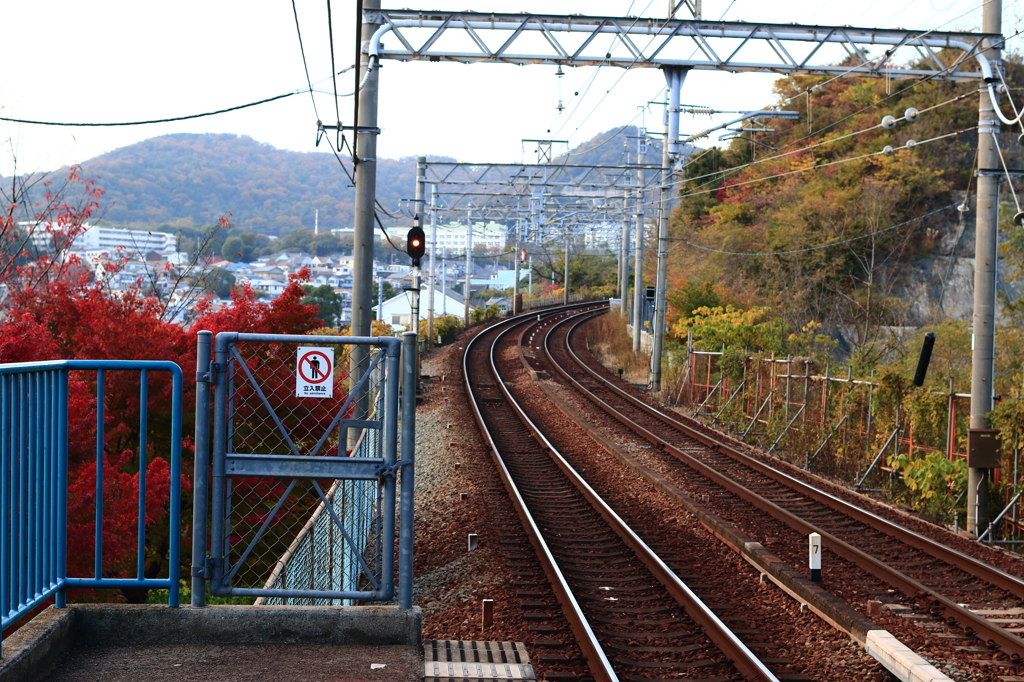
[0,604,421,681]
[0,606,75,682]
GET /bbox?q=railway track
[464,305,784,682]
[531,306,1024,677]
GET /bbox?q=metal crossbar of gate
[191,332,415,608]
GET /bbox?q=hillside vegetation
[663,56,1024,378]
[71,133,435,234]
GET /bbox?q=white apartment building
[26,222,176,256]
[430,222,507,254]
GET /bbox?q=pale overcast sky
[0,1,1018,177]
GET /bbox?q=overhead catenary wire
[659,22,1024,202]
[992,132,1022,213]
[669,87,980,194]
[674,126,977,200]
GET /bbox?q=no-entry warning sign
[296,346,334,398]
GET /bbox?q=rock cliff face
[891,197,1020,327]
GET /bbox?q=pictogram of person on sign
[309,355,321,379]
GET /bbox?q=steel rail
[544,310,1024,660]
[558,311,1024,599]
[463,304,617,682]
[500,305,780,682]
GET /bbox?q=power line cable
[0,91,300,127]
[551,0,659,141]
[326,0,343,138]
[291,0,320,122]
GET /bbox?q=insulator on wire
[881,115,897,130]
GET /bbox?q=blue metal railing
[0,360,182,643]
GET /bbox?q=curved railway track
[464,304,782,682]
[532,306,1024,676]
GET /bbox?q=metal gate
[191,331,414,607]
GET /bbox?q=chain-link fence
[257,425,383,605]
[197,332,408,605]
[679,350,973,485]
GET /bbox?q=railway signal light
[406,225,426,268]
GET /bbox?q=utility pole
[427,185,437,344]
[651,67,689,391]
[349,0,382,449]
[968,0,1002,535]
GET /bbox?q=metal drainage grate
[423,640,536,681]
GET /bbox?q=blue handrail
[0,360,182,647]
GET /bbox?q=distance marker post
[809,532,822,582]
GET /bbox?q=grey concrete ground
[0,605,423,681]
[42,643,422,682]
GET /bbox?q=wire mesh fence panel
[208,333,401,603]
[678,351,976,490]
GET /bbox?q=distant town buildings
[19,219,529,328]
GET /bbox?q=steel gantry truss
[366,10,998,80]
[421,161,664,191]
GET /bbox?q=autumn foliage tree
[0,193,326,601]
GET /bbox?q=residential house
[373,285,466,330]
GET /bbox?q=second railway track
[522,304,1024,679]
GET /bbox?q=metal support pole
[651,66,689,390]
[427,190,438,337]
[632,188,645,353]
[191,331,212,606]
[411,272,421,392]
[968,0,1001,534]
[464,218,472,327]
[349,0,383,450]
[563,228,570,305]
[619,188,631,311]
[414,157,431,348]
[377,276,384,322]
[399,332,416,609]
[209,334,230,594]
[513,215,522,314]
